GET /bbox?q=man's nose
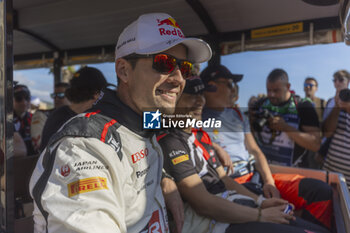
[167,68,185,84]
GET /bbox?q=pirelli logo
[171,154,189,165]
[68,177,108,197]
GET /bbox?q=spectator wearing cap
[31,82,70,152]
[13,84,36,156]
[39,67,107,151]
[200,66,333,229]
[200,65,276,191]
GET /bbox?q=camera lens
[339,89,350,102]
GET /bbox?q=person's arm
[211,142,234,174]
[322,107,340,138]
[14,132,27,157]
[177,173,293,224]
[244,133,280,198]
[216,166,287,209]
[216,165,258,201]
[30,137,128,233]
[269,101,321,152]
[161,177,184,233]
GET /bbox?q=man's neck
[69,100,94,114]
[182,127,192,134]
[306,94,315,100]
[204,104,225,112]
[116,88,142,116]
[15,111,26,118]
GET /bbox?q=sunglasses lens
[153,54,176,74]
[180,61,193,79]
[334,78,345,83]
[51,93,65,99]
[57,93,65,98]
[153,54,193,79]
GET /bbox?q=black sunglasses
[50,92,65,99]
[333,77,345,83]
[125,53,193,79]
[304,83,316,88]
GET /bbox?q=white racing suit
[29,89,168,233]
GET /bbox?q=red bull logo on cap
[158,17,180,28]
[157,17,184,38]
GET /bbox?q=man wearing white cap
[30,13,211,233]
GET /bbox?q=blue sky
[14,42,350,107]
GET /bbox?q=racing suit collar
[92,88,154,138]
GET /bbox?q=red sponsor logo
[131,148,149,163]
[148,210,163,233]
[157,17,184,38]
[60,165,70,177]
[157,18,180,28]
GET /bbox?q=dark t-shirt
[40,105,76,151]
[294,100,320,167]
[296,100,319,128]
[158,128,226,195]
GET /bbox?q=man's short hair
[54,82,70,89]
[304,77,318,86]
[333,70,350,80]
[65,67,107,103]
[267,68,289,83]
[14,84,31,100]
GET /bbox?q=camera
[252,109,274,132]
[339,88,350,102]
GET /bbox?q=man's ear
[286,82,291,90]
[115,58,132,84]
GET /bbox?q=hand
[214,145,234,175]
[260,205,296,224]
[161,178,184,233]
[261,197,287,209]
[263,183,280,198]
[338,100,350,114]
[268,116,288,131]
[335,90,341,107]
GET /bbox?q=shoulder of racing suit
[47,111,123,161]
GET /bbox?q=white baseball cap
[115,13,212,63]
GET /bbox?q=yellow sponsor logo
[172,154,189,165]
[251,22,303,39]
[68,177,108,197]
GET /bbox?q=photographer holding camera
[254,69,321,168]
[322,87,350,190]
